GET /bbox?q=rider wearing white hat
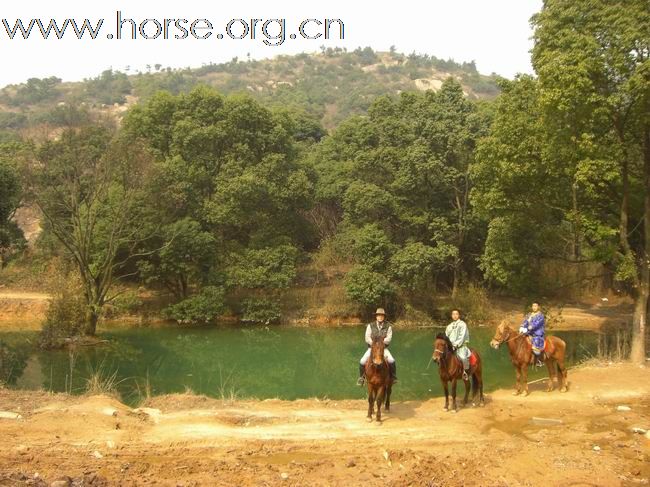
[356,307,397,385]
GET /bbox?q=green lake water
[0,325,600,405]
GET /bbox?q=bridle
[370,340,386,369]
[492,325,521,346]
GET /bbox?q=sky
[0,0,543,88]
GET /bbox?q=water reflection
[0,326,610,405]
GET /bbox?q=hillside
[0,47,500,138]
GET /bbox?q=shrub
[163,286,226,325]
[40,278,87,349]
[343,265,395,307]
[240,297,282,324]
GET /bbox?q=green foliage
[315,79,490,299]
[40,279,87,348]
[84,69,132,104]
[226,245,298,290]
[163,286,226,324]
[3,77,61,106]
[343,266,395,306]
[239,297,282,324]
[0,145,26,265]
[137,218,216,299]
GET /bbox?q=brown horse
[364,336,393,422]
[490,320,568,395]
[432,333,485,412]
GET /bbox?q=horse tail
[471,373,479,394]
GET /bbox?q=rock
[0,411,22,420]
[106,440,115,449]
[646,431,650,440]
[382,450,390,461]
[280,472,289,480]
[593,445,601,451]
[101,408,118,417]
[92,450,103,459]
[132,407,162,424]
[631,427,647,434]
[50,476,72,487]
[346,459,356,468]
[616,405,631,412]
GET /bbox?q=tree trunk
[632,129,650,365]
[83,307,99,336]
[451,260,461,299]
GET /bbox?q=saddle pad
[469,351,478,367]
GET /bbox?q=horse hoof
[472,402,476,407]
[443,407,449,412]
[512,391,520,396]
[524,391,530,397]
[452,409,458,414]
[560,387,568,393]
[366,417,373,423]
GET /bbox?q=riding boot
[356,363,366,386]
[462,369,470,381]
[389,362,398,383]
[534,353,544,367]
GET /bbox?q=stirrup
[356,376,365,386]
[462,370,469,381]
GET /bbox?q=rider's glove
[519,326,528,333]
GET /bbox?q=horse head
[490,320,511,349]
[370,336,385,366]
[432,333,451,363]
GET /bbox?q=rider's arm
[384,325,392,346]
[365,324,372,346]
[519,315,530,333]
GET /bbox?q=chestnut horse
[364,336,393,422]
[432,333,485,412]
[490,321,568,395]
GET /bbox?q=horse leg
[385,383,392,412]
[451,378,458,412]
[376,386,384,423]
[463,376,470,406]
[557,355,568,392]
[479,374,485,406]
[443,380,450,411]
[513,367,522,395]
[545,359,555,392]
[522,365,530,396]
[367,388,374,421]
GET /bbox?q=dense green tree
[311,79,490,305]
[123,87,314,322]
[0,143,25,267]
[531,0,650,363]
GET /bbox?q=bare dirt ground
[0,363,648,486]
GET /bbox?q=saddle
[524,336,555,355]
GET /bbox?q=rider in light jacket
[445,309,471,380]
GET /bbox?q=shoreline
[0,288,634,332]
[0,362,648,486]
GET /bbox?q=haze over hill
[0,47,500,135]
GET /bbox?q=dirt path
[0,363,648,486]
